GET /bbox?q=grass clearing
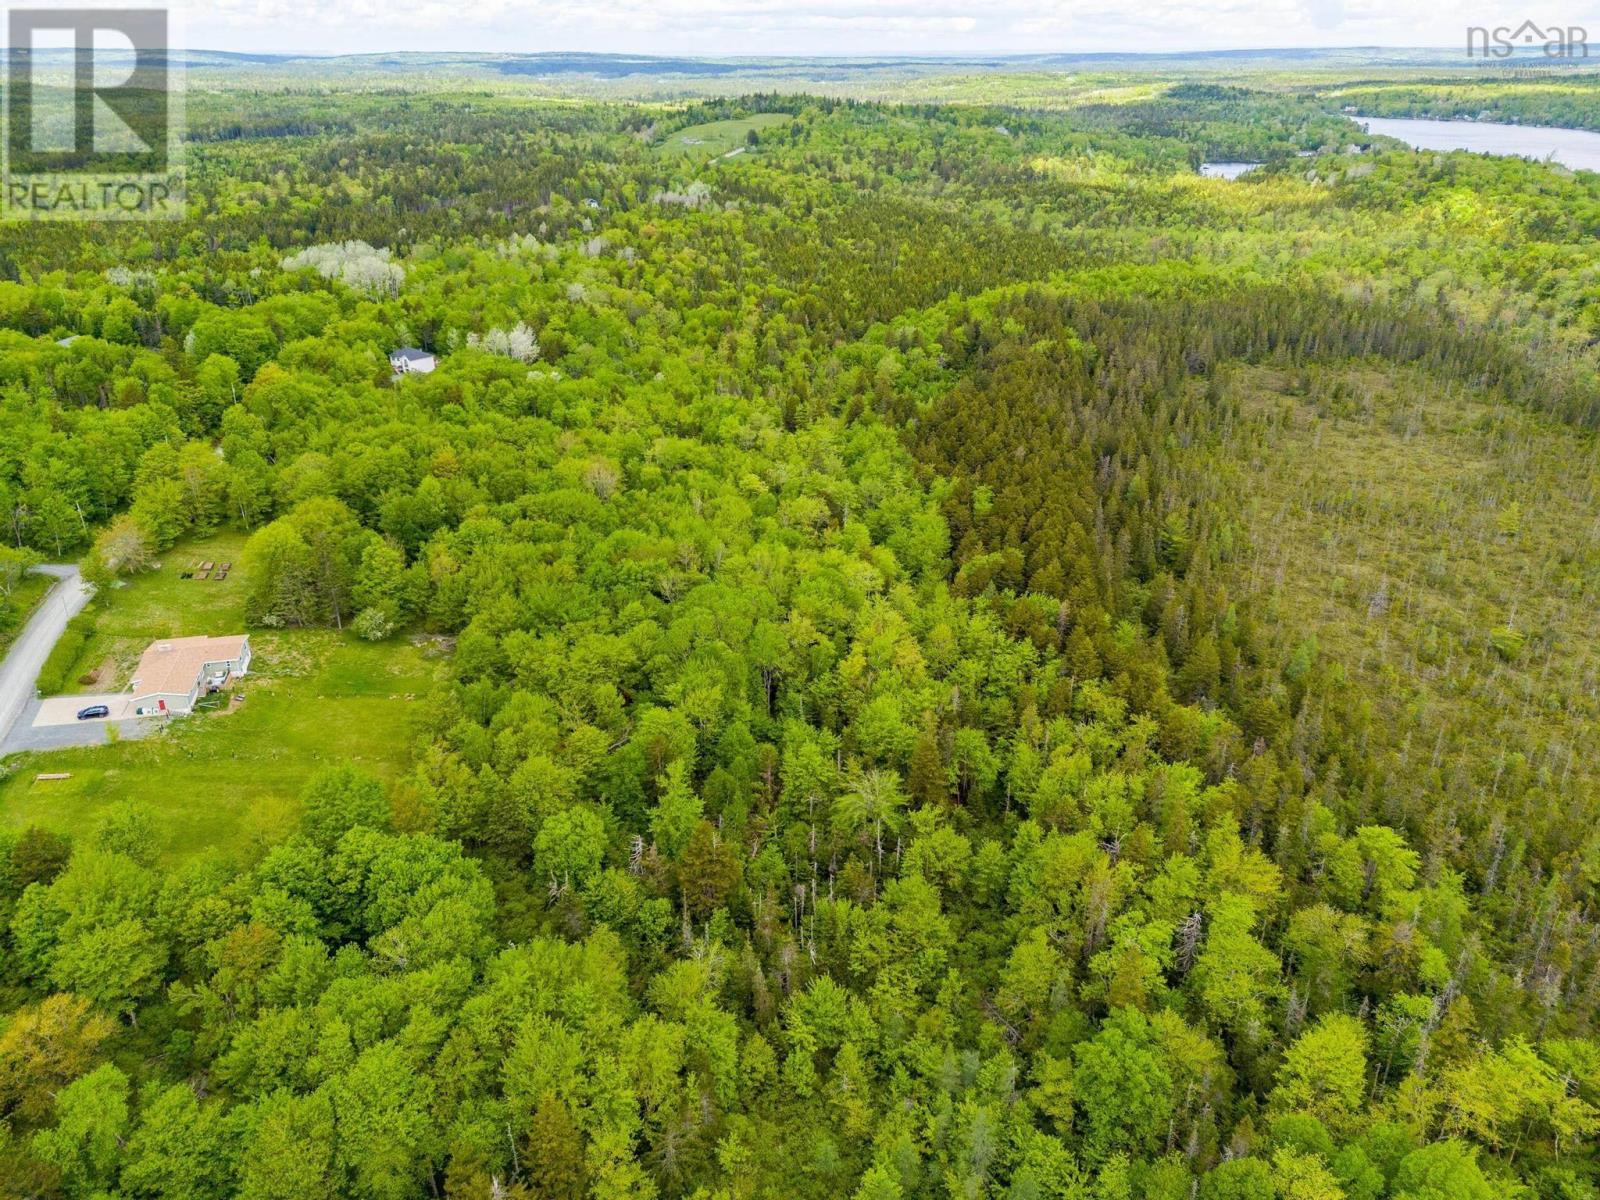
[653,113,789,158]
[0,533,443,864]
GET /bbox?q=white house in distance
[389,347,436,375]
[130,634,251,717]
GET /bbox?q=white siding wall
[133,692,194,716]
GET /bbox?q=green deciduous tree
[1272,1014,1370,1126]
[300,764,390,851]
[1072,1008,1174,1161]
[30,1062,129,1194]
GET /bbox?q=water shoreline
[1356,114,1600,172]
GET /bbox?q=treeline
[1063,83,1358,162]
[1323,77,1600,133]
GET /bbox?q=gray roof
[390,347,433,362]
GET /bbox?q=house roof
[130,634,247,699]
[390,347,433,362]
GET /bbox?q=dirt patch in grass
[251,632,316,678]
[411,633,456,658]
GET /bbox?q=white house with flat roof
[130,634,251,716]
[389,347,436,375]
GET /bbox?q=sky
[105,0,1600,58]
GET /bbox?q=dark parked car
[76,704,109,720]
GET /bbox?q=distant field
[0,534,442,863]
[653,112,789,157]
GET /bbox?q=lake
[1358,116,1600,173]
[1199,162,1260,179]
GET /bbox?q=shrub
[34,612,95,696]
[352,606,394,642]
[1489,625,1525,661]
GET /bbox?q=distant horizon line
[7,42,1592,70]
[0,43,1526,59]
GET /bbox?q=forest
[0,59,1599,1200]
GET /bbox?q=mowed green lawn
[653,113,789,158]
[0,534,442,864]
